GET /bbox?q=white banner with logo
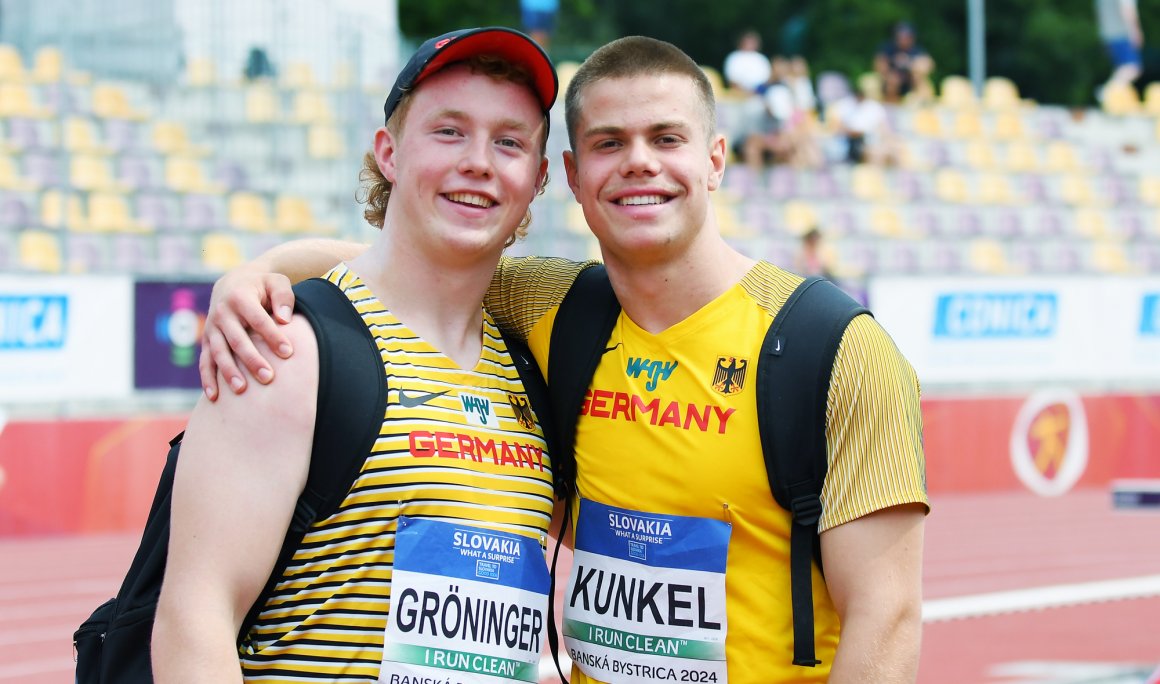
[0,276,133,402]
[868,276,1160,386]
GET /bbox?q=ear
[563,150,581,203]
[536,155,549,195]
[373,127,398,184]
[707,133,727,192]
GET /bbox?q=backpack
[73,277,553,683]
[544,265,868,670]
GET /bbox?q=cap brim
[414,28,558,113]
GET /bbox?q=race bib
[380,517,550,684]
[564,499,731,684]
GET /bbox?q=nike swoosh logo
[398,389,449,408]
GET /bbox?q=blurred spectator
[742,56,822,170]
[1095,0,1144,95]
[873,21,935,103]
[794,226,836,280]
[723,30,771,93]
[521,0,559,51]
[243,47,275,81]
[826,81,898,165]
[788,56,817,116]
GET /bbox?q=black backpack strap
[541,264,620,683]
[756,276,868,667]
[546,264,620,501]
[238,277,388,641]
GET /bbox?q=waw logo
[626,357,678,391]
[460,393,497,427]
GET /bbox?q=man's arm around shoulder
[153,316,319,682]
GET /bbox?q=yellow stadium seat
[273,195,319,233]
[556,61,581,98]
[856,72,883,101]
[152,121,208,156]
[939,75,977,109]
[290,91,335,123]
[63,117,109,154]
[0,83,50,117]
[783,200,819,235]
[964,141,998,170]
[1003,142,1039,172]
[333,61,357,89]
[88,192,141,232]
[307,124,345,159]
[245,85,280,123]
[1091,240,1134,273]
[280,62,316,89]
[1138,174,1160,205]
[70,155,122,192]
[977,172,1018,205]
[991,112,1026,140]
[909,107,943,137]
[19,230,62,272]
[92,83,145,120]
[1144,82,1160,116]
[186,57,217,87]
[851,165,890,201]
[869,205,906,237]
[227,192,272,232]
[1100,83,1140,116]
[165,157,221,194]
[0,156,34,191]
[951,110,984,138]
[0,44,26,82]
[982,77,1020,111]
[201,233,245,272]
[31,46,63,83]
[39,190,88,230]
[934,169,969,203]
[1059,175,1101,206]
[1043,140,1082,173]
[967,238,1010,274]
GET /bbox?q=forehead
[403,63,542,126]
[574,73,708,132]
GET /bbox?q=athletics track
[0,489,1156,683]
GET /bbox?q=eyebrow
[581,120,689,139]
[430,108,535,134]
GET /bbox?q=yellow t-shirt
[488,257,928,683]
[240,264,556,681]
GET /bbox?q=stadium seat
[1003,141,1040,172]
[991,111,1026,140]
[135,193,177,231]
[186,57,217,87]
[91,83,146,120]
[274,195,322,233]
[290,91,335,123]
[815,71,852,108]
[1100,82,1140,115]
[977,172,1019,205]
[967,238,1010,274]
[152,121,208,156]
[201,232,245,272]
[869,205,906,237]
[0,156,34,191]
[951,110,984,139]
[69,155,123,192]
[1043,140,1082,174]
[227,192,272,231]
[1059,175,1102,207]
[156,233,199,272]
[30,46,63,83]
[556,62,581,99]
[982,77,1021,111]
[307,124,345,159]
[1143,82,1160,116]
[963,140,999,170]
[104,119,142,152]
[89,192,142,232]
[244,84,281,123]
[18,230,62,272]
[63,117,110,154]
[767,167,799,200]
[39,189,87,230]
[165,157,222,194]
[118,155,158,191]
[934,169,970,203]
[182,193,225,231]
[851,165,889,201]
[24,152,63,188]
[280,61,317,89]
[109,234,153,272]
[0,44,27,82]
[1074,208,1111,239]
[64,232,109,272]
[0,84,50,118]
[782,200,819,235]
[909,108,943,138]
[1090,240,1134,273]
[1139,174,1160,205]
[939,75,977,109]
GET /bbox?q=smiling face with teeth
[374,63,548,265]
[564,72,726,269]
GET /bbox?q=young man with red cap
[151,27,560,682]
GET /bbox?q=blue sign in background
[1141,294,1160,336]
[0,295,68,350]
[933,292,1058,339]
[574,499,731,573]
[134,281,213,389]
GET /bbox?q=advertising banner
[134,281,213,389]
[0,275,133,402]
[869,276,1160,386]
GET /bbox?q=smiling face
[564,73,725,268]
[375,63,548,263]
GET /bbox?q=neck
[349,233,499,369]
[602,232,756,334]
